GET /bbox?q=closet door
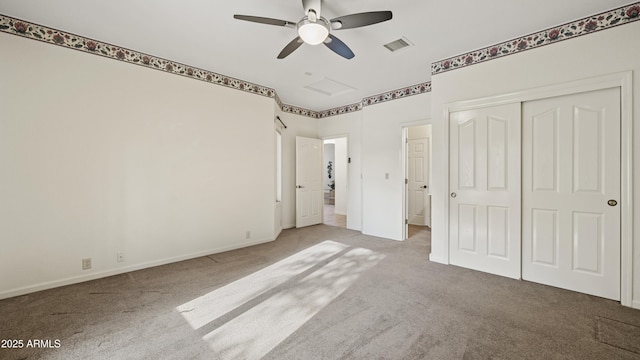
[522,88,620,300]
[449,103,521,279]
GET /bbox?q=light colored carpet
[1,224,640,359]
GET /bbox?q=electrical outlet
[117,252,125,263]
[246,231,251,239]
[82,258,92,270]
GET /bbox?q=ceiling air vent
[383,37,413,52]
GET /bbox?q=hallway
[324,192,346,228]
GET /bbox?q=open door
[296,136,323,228]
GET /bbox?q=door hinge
[405,219,408,225]
[405,178,408,184]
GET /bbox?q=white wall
[430,22,640,307]
[334,138,348,215]
[361,94,431,240]
[0,32,276,299]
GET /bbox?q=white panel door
[522,88,620,300]
[296,136,323,228]
[449,103,521,279]
[408,138,430,226]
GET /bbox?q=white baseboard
[0,236,275,300]
[632,300,640,310]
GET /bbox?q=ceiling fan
[233,0,392,60]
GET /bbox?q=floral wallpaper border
[0,12,431,119]
[431,2,640,75]
[8,2,637,118]
[318,103,363,119]
[362,82,432,108]
[313,81,433,119]
[0,14,276,99]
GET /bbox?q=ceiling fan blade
[330,11,392,30]
[233,15,296,28]
[278,37,304,59]
[324,34,355,59]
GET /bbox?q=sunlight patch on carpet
[177,241,384,359]
[202,246,383,359]
[177,240,349,329]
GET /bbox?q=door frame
[441,71,633,307]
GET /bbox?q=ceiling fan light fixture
[297,17,330,45]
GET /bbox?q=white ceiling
[0,0,633,111]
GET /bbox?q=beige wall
[0,33,276,298]
[0,29,429,300]
[430,22,640,308]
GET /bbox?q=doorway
[404,124,432,239]
[323,137,347,228]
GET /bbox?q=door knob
[451,192,457,198]
[608,199,618,206]
[421,185,428,189]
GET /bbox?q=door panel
[532,110,558,191]
[487,117,508,190]
[522,87,620,300]
[487,206,508,259]
[458,120,476,189]
[449,103,521,279]
[408,137,430,226]
[572,212,602,274]
[531,209,558,266]
[458,204,477,253]
[296,136,323,228]
[573,107,602,193]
